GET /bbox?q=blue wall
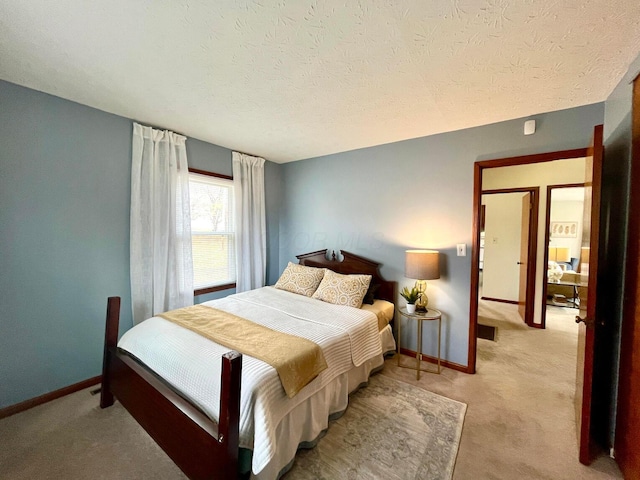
[0,80,282,408]
[280,103,605,367]
[0,81,133,408]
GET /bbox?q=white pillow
[312,269,371,308]
[274,262,326,297]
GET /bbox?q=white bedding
[118,286,384,476]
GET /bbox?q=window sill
[194,283,236,296]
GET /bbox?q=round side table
[397,307,442,379]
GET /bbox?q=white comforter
[118,287,382,475]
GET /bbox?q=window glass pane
[189,174,236,288]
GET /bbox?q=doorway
[480,188,539,327]
[467,148,588,373]
[542,185,586,328]
[468,152,588,350]
[469,127,605,465]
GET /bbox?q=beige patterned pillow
[274,262,326,297]
[312,269,372,308]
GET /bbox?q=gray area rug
[285,374,467,480]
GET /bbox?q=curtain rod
[134,121,264,159]
[133,120,187,137]
[233,149,264,159]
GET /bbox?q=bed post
[100,296,120,409]
[218,350,242,478]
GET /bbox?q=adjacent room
[1,1,640,479]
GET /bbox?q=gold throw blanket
[158,305,328,398]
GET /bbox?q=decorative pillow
[312,270,372,308]
[362,283,380,305]
[274,262,326,297]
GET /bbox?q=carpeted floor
[0,300,624,479]
[0,373,465,480]
[0,388,186,479]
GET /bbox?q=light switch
[457,244,466,256]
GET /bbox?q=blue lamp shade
[405,250,440,280]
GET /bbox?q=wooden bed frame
[100,249,396,480]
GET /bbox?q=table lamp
[405,250,440,311]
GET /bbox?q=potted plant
[400,286,420,313]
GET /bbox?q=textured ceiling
[1,1,640,163]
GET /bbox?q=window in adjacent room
[189,170,236,294]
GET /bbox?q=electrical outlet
[457,243,466,256]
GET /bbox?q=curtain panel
[233,152,266,292]
[130,123,193,324]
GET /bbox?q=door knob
[576,316,596,328]
[517,262,524,265]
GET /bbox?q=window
[189,171,236,293]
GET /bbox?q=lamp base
[415,280,428,311]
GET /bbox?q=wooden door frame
[480,187,539,326]
[541,183,586,329]
[468,148,588,373]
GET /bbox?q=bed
[100,249,397,480]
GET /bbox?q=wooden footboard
[100,297,242,480]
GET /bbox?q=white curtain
[130,122,193,324]
[233,152,266,292]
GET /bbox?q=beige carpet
[0,388,185,479]
[0,374,466,480]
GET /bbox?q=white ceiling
[1,1,640,163]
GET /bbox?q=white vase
[406,304,416,314]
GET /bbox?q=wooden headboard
[296,249,397,304]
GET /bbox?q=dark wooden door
[614,74,640,478]
[517,193,531,323]
[575,124,604,465]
